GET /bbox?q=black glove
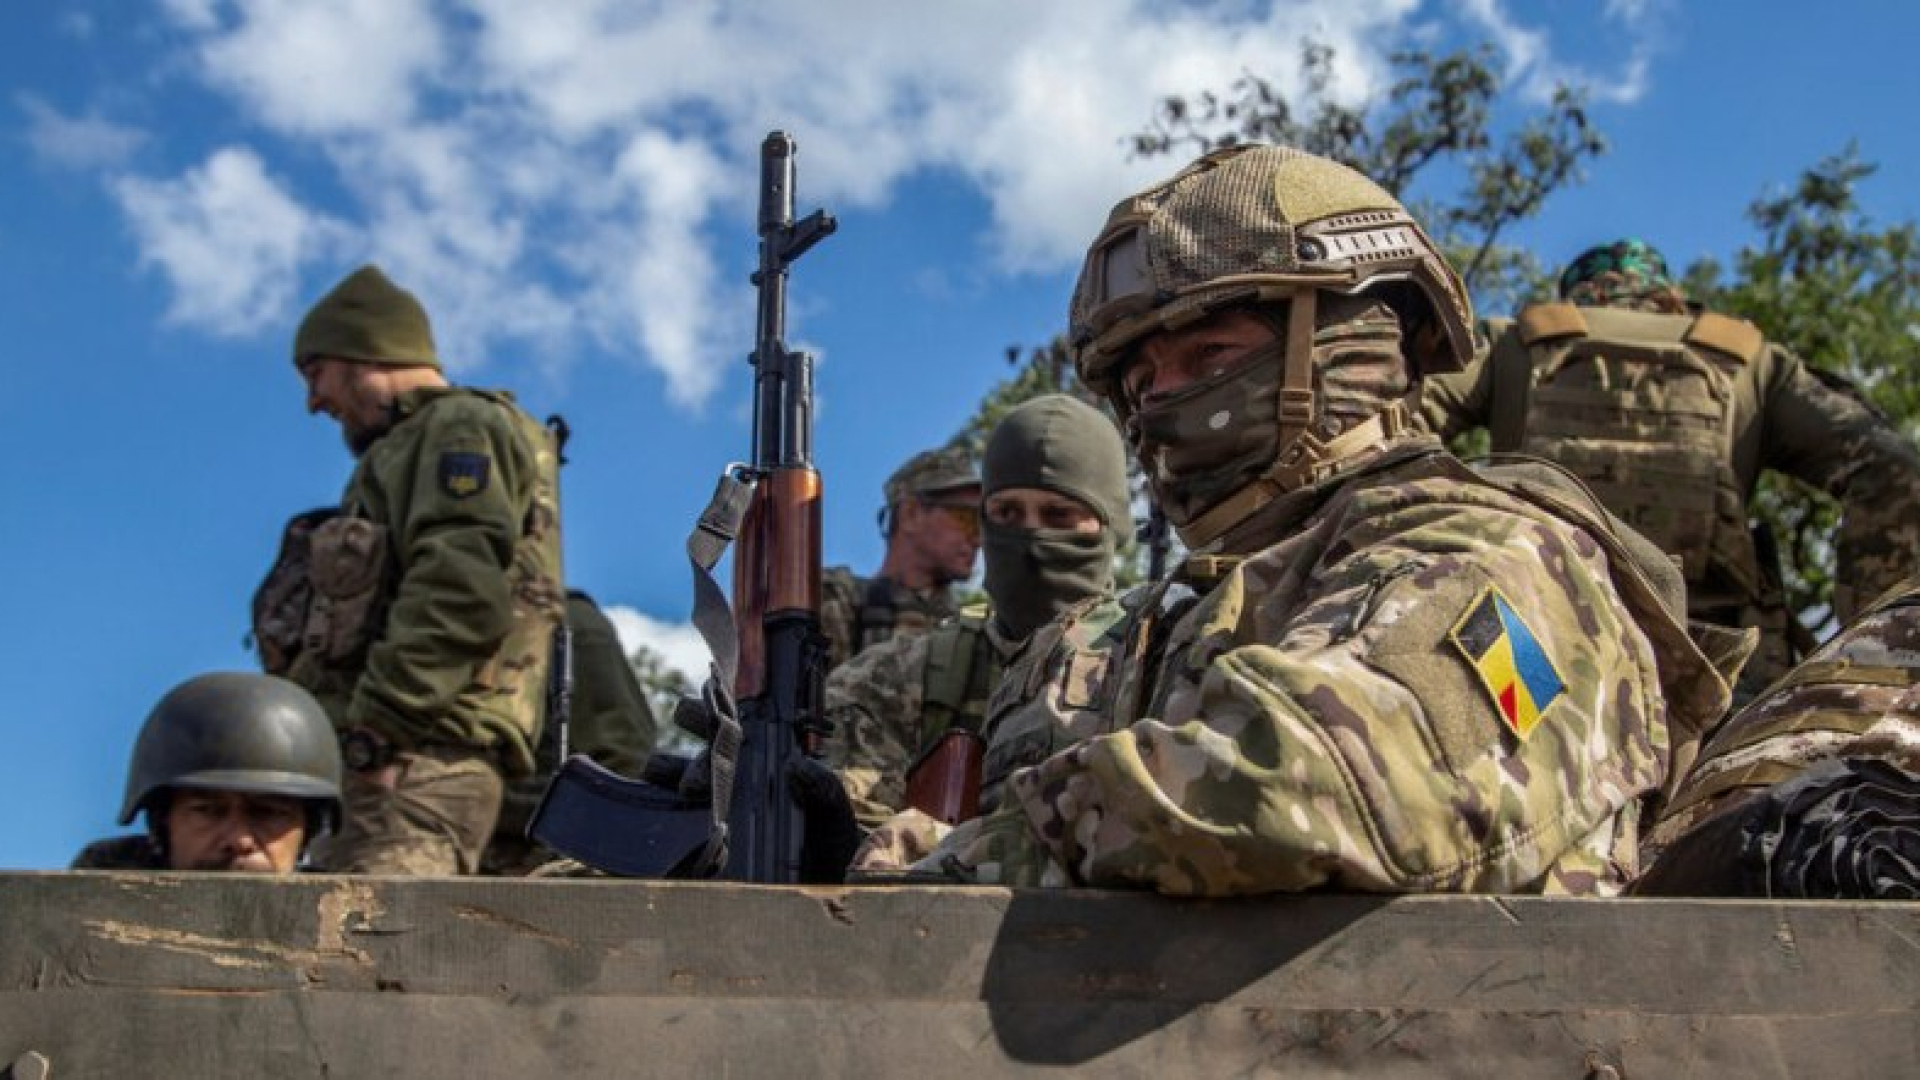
[786,754,860,884]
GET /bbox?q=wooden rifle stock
[903,729,985,825]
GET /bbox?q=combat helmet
[118,672,344,833]
[1067,144,1475,546]
[1072,143,1472,388]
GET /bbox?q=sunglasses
[919,498,981,540]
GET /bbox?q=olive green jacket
[303,387,564,776]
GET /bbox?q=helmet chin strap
[1175,288,1410,551]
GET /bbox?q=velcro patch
[438,451,492,499]
[1449,586,1564,740]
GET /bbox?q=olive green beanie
[292,265,440,369]
[983,394,1133,534]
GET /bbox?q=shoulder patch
[1449,585,1564,740]
[438,451,492,499]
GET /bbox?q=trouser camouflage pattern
[314,747,504,875]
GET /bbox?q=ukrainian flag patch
[1449,585,1564,739]
[438,451,491,498]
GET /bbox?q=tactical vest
[1488,303,1768,608]
[918,604,997,745]
[251,507,391,683]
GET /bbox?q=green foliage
[1128,42,1603,315]
[628,642,699,755]
[1681,146,1920,621]
[954,39,1602,584]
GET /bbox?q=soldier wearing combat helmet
[819,446,982,670]
[1422,238,1920,702]
[74,673,343,873]
[257,265,565,876]
[893,145,1727,896]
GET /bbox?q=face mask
[983,520,1115,640]
[1126,340,1287,529]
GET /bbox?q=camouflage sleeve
[824,631,934,829]
[819,567,861,672]
[1756,348,1920,621]
[926,494,1672,896]
[350,398,534,742]
[1414,324,1498,440]
[565,593,656,773]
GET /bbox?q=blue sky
[4,0,1917,870]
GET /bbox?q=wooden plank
[2,873,1917,1077]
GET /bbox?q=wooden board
[2,873,1917,1077]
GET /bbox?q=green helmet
[1067,144,1474,396]
[118,672,344,830]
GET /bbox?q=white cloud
[1454,0,1661,105]
[18,95,145,170]
[113,147,348,335]
[109,0,1649,398]
[604,605,712,690]
[191,0,447,137]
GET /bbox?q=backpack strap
[854,576,898,652]
[1488,304,1587,453]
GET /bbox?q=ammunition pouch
[250,507,339,675]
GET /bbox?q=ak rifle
[724,131,837,880]
[525,132,836,882]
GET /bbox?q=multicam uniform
[907,444,1725,894]
[893,147,1728,897]
[818,569,959,672]
[276,387,564,875]
[826,604,1008,828]
[1422,241,1920,698]
[1636,577,1920,897]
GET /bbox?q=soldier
[889,145,1727,896]
[1635,575,1920,898]
[267,265,565,875]
[819,446,982,670]
[827,394,1132,829]
[1421,238,1920,700]
[482,589,658,875]
[74,673,343,873]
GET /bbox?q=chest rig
[1489,303,1766,604]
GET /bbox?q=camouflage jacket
[1422,306,1920,691]
[819,567,959,671]
[71,834,164,870]
[1640,575,1920,872]
[291,387,565,777]
[826,605,1011,828]
[485,590,657,874]
[903,439,1727,896]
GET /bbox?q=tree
[956,41,1606,578]
[628,640,699,755]
[1128,42,1604,313]
[1680,146,1920,622]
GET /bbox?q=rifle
[1141,502,1173,581]
[527,132,836,882]
[721,130,837,880]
